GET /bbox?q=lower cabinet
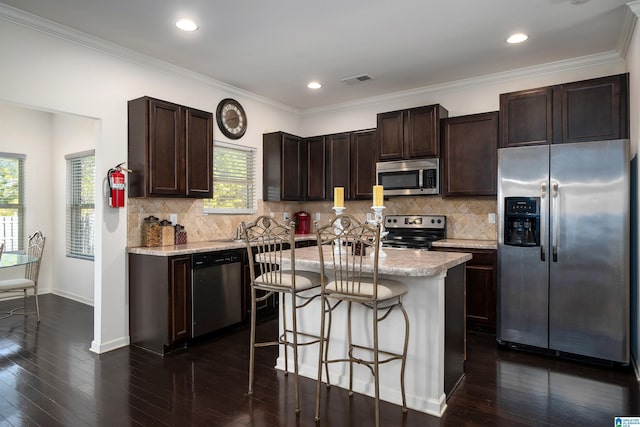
[433,247,497,331]
[129,254,191,354]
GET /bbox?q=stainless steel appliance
[382,214,446,250]
[497,139,630,363]
[376,159,439,196]
[191,250,242,337]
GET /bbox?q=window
[0,153,25,252]
[66,150,95,260]
[204,141,256,214]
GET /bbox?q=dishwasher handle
[192,251,241,268]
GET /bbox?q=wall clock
[216,98,247,139]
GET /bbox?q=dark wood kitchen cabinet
[350,129,377,199]
[377,104,448,161]
[263,132,305,201]
[500,73,628,147]
[325,132,351,197]
[129,253,191,354]
[433,247,497,331]
[441,112,498,197]
[305,136,326,201]
[128,96,213,198]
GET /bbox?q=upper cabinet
[128,96,213,198]
[500,73,628,148]
[264,129,377,202]
[350,129,377,200]
[377,104,448,161]
[263,132,305,201]
[441,112,498,197]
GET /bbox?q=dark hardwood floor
[0,294,638,426]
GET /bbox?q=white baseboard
[90,336,130,354]
[50,289,94,306]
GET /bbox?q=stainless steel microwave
[376,159,439,196]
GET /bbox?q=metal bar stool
[314,214,409,427]
[241,216,325,414]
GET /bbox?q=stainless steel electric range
[382,214,446,250]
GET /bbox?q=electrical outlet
[488,213,496,224]
[269,211,275,218]
[315,212,321,221]
[169,213,178,225]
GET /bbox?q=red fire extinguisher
[108,163,128,208]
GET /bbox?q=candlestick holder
[370,206,387,258]
[332,206,347,255]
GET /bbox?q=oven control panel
[384,215,446,229]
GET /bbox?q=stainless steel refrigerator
[497,139,630,363]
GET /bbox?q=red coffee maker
[293,211,311,234]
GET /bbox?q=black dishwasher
[191,250,242,338]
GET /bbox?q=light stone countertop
[127,234,317,256]
[431,239,497,250]
[289,245,471,278]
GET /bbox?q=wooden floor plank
[0,294,637,426]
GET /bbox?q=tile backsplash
[127,196,497,247]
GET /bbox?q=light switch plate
[284,212,289,222]
[169,213,178,225]
[315,212,321,221]
[488,213,496,224]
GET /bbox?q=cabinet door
[185,108,213,197]
[148,99,185,195]
[326,133,351,197]
[466,264,496,328]
[441,112,498,197]
[168,256,191,345]
[281,134,303,200]
[500,87,554,147]
[305,136,325,201]
[407,105,440,158]
[377,110,404,161]
[350,129,377,200]
[561,73,628,143]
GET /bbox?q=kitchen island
[275,246,471,417]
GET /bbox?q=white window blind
[204,141,256,214]
[66,150,95,260]
[0,153,25,252]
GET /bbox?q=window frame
[65,150,95,261]
[0,152,25,252]
[203,141,257,215]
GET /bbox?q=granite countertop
[431,239,497,250]
[127,234,317,256]
[289,245,471,278]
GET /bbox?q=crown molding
[302,51,624,115]
[617,2,640,58]
[0,3,298,114]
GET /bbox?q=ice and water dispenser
[504,197,540,247]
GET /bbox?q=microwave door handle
[419,169,424,189]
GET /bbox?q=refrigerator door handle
[540,182,547,262]
[551,181,559,262]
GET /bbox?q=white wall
[0,11,300,353]
[51,113,97,305]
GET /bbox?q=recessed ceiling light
[507,33,528,44]
[307,82,322,89]
[176,19,198,32]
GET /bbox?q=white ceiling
[0,0,633,111]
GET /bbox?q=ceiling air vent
[340,74,374,85]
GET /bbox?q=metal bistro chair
[314,214,409,427]
[0,231,46,322]
[241,216,325,414]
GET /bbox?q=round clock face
[216,98,247,139]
